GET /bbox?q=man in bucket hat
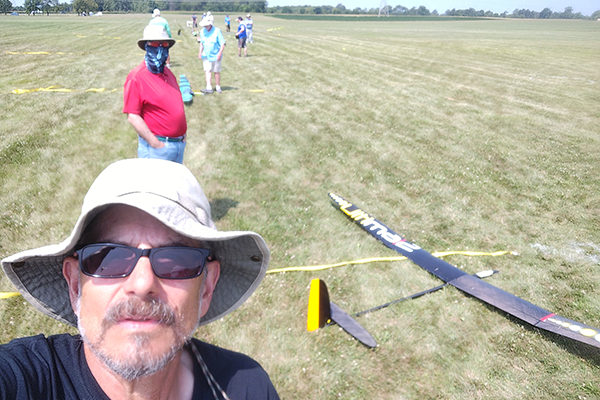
[123,25,188,164]
[0,159,280,399]
[197,14,225,94]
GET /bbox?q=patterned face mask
[145,43,169,74]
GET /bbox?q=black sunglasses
[75,243,210,279]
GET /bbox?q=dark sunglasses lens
[151,248,207,279]
[80,245,137,277]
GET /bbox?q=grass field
[1,13,600,399]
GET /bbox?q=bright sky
[268,0,597,15]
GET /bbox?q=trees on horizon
[5,0,599,20]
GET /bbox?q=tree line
[2,0,599,20]
[5,0,267,15]
[271,4,599,19]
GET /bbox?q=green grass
[1,14,600,399]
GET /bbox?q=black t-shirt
[0,334,279,400]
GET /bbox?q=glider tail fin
[307,278,331,331]
[307,279,377,348]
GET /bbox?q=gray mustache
[104,297,176,326]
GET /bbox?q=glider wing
[329,192,600,349]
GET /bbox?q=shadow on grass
[210,198,239,221]
[480,302,600,365]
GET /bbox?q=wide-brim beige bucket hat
[1,158,270,327]
[138,24,176,50]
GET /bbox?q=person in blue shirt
[236,16,247,57]
[197,15,225,93]
[224,14,231,32]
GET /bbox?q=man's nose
[121,254,160,296]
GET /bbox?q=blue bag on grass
[179,74,194,104]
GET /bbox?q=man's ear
[199,260,220,318]
[62,256,81,315]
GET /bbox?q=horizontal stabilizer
[330,302,377,348]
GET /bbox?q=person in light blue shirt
[244,14,253,43]
[225,14,231,32]
[197,15,225,94]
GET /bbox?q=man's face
[63,205,219,380]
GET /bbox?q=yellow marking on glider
[580,328,597,337]
[0,292,20,299]
[267,250,512,274]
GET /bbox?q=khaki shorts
[203,59,222,73]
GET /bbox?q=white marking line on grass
[531,242,600,265]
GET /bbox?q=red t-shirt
[123,62,187,137]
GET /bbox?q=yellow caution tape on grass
[12,86,73,94]
[12,86,122,94]
[267,250,513,274]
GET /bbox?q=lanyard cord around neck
[189,341,231,400]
